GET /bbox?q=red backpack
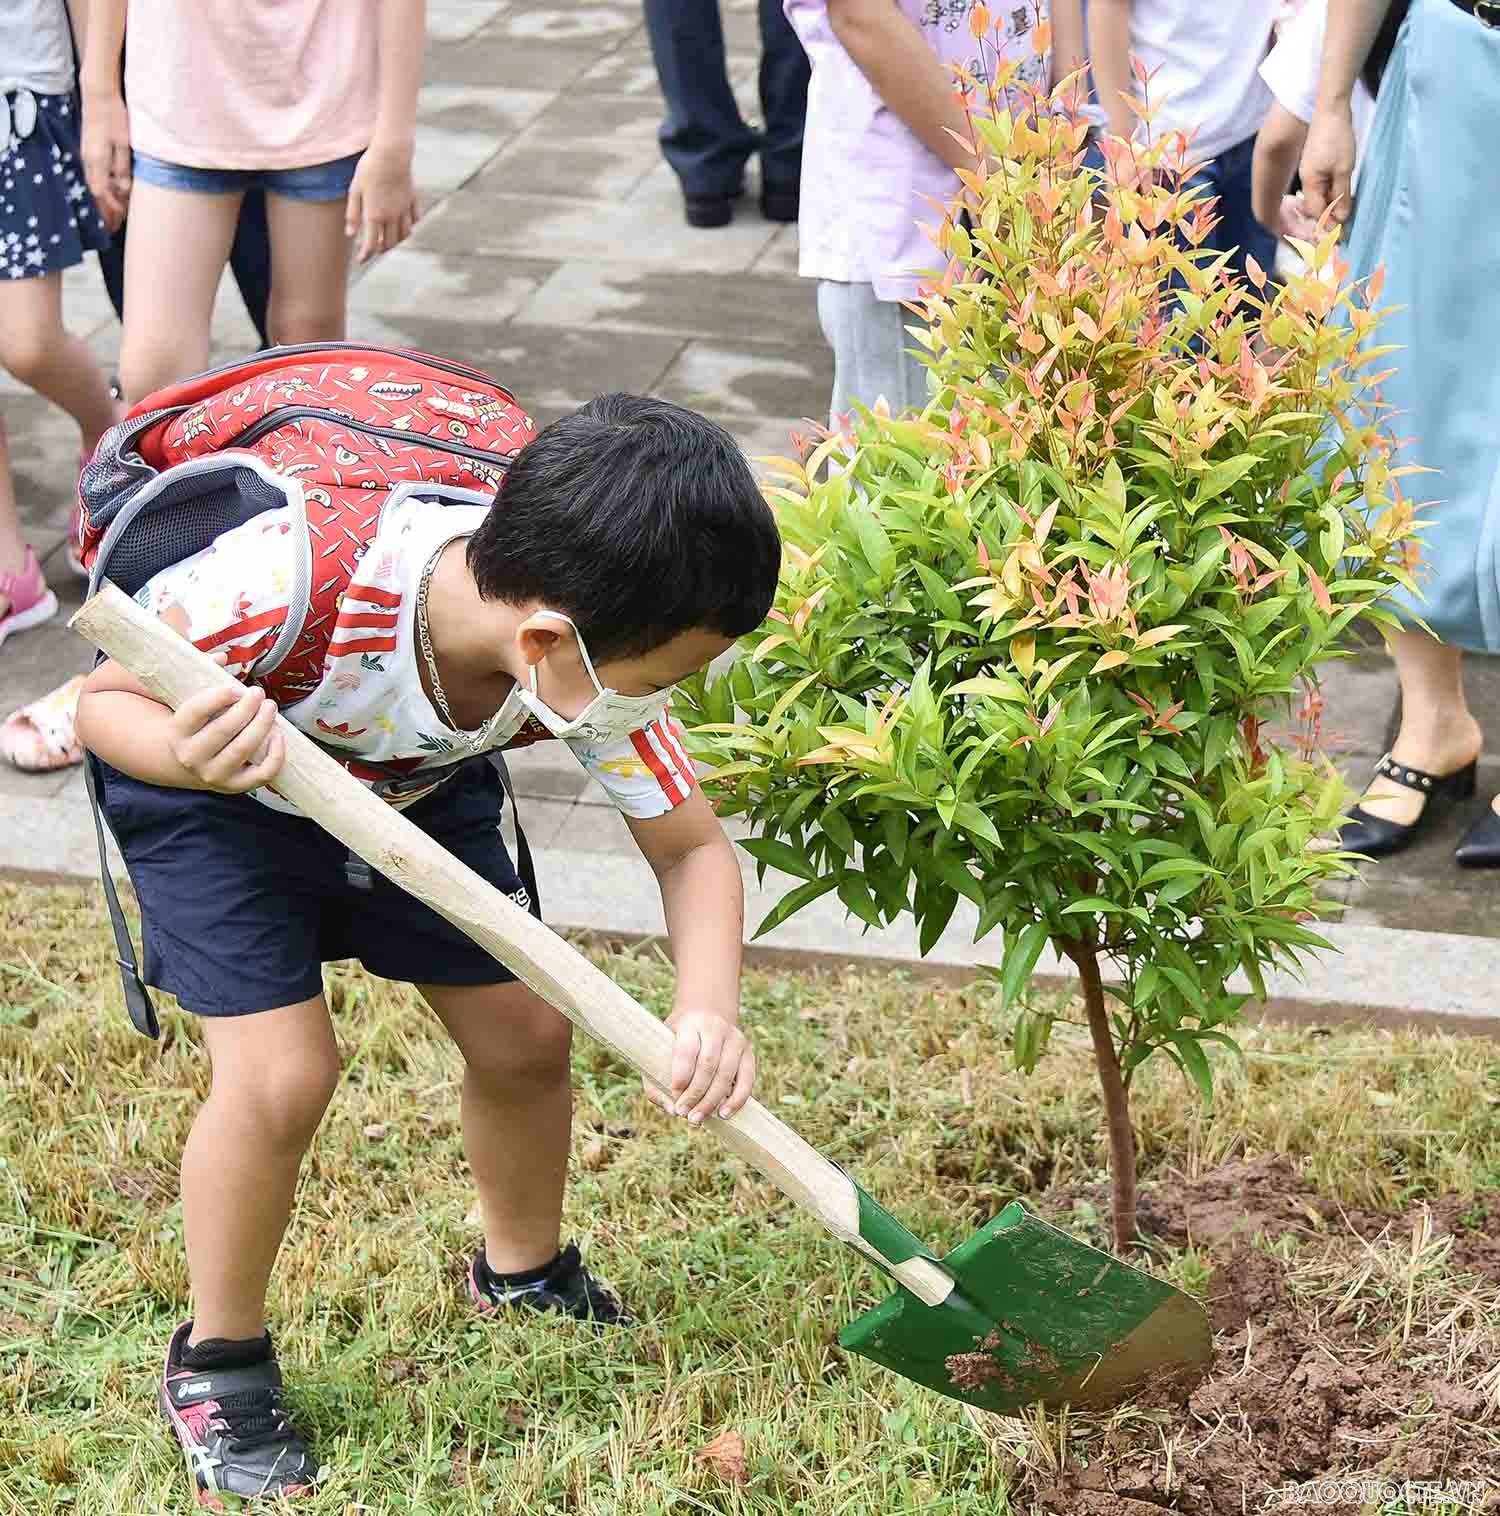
[80,341,535,703]
[79,343,538,1039]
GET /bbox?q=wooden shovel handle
[73,585,953,1305]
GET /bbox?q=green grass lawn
[2,880,1498,1515]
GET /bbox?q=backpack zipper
[232,405,517,469]
[192,341,514,398]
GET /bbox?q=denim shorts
[131,149,363,202]
[98,756,540,1016]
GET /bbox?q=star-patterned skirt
[1,90,110,283]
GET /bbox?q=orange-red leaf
[1307,565,1333,613]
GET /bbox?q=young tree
[679,37,1417,1250]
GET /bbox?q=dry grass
[1,880,1497,1514]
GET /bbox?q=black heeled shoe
[1337,752,1478,859]
[1455,805,1500,868]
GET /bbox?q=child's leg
[0,418,21,577]
[419,981,574,1273]
[263,193,353,345]
[0,274,117,454]
[182,996,341,1343]
[118,183,243,405]
[816,280,929,429]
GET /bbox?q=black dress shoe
[1337,752,1477,859]
[760,179,800,222]
[1456,806,1500,868]
[683,183,745,229]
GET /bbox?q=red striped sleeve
[632,716,695,807]
[352,585,402,608]
[325,634,398,658]
[194,606,286,651]
[332,610,400,632]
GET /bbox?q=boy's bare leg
[182,996,341,1343]
[119,183,243,404]
[420,981,574,1274]
[263,193,353,345]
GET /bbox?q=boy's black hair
[467,394,781,663]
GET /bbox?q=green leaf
[848,506,896,580]
[1000,921,1050,1012]
[1167,1031,1215,1104]
[738,837,818,882]
[912,561,963,621]
[1195,453,1260,507]
[838,872,885,930]
[953,802,1001,847]
[917,883,959,956]
[752,876,839,939]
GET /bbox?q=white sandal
[0,674,87,772]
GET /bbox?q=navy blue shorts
[97,757,539,1016]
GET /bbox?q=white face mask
[514,612,674,745]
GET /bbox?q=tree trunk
[1064,939,1138,1252]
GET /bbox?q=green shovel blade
[839,1193,1212,1414]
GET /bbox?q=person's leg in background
[1198,134,1277,285]
[817,281,929,431]
[229,191,274,349]
[756,0,808,222]
[642,0,759,227]
[262,189,353,346]
[117,181,244,404]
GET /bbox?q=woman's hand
[644,1008,756,1126]
[346,141,419,263]
[1299,103,1358,224]
[81,91,132,231]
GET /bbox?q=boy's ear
[515,612,575,668]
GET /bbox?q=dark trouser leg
[757,0,808,192]
[228,189,273,350]
[641,0,757,198]
[1198,135,1277,286]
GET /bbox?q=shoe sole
[0,590,59,650]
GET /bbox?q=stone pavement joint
[4,0,1500,1025]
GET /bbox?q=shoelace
[212,1385,298,1455]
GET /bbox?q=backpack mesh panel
[95,467,293,597]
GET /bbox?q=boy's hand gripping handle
[73,585,955,1305]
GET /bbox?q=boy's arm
[1086,0,1135,144]
[347,0,424,262]
[1302,0,1391,221]
[65,0,88,55]
[1252,102,1310,239]
[825,0,983,172]
[76,607,284,793]
[625,790,755,1125]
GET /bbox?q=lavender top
[787,0,1051,302]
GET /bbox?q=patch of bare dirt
[1032,1159,1499,1515]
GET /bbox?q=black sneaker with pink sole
[159,1321,319,1508]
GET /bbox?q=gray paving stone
[410,125,506,201]
[515,262,822,346]
[654,339,831,421]
[473,135,662,201]
[409,187,782,273]
[502,742,590,800]
[423,33,602,90]
[482,0,640,47]
[426,0,511,41]
[347,251,557,327]
[416,84,554,139]
[752,224,802,276]
[345,314,685,410]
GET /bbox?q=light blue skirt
[1344,0,1500,650]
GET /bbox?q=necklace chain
[416,545,456,730]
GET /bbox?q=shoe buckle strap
[1374,753,1436,793]
[171,1360,284,1403]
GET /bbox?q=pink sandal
[0,546,59,649]
[0,674,87,773]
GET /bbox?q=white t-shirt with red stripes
[137,493,697,819]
